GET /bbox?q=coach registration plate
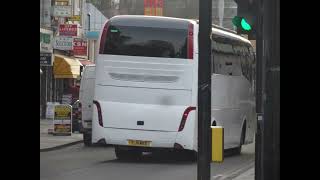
[127,139,151,147]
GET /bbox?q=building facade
[40,0,94,119]
[88,0,237,30]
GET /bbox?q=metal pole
[255,120,261,180]
[52,70,56,102]
[255,0,264,179]
[48,67,51,102]
[262,0,280,179]
[79,0,83,27]
[87,13,91,60]
[198,0,212,179]
[256,0,264,114]
[87,13,91,31]
[72,0,75,16]
[40,68,42,118]
[41,66,47,119]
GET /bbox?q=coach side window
[212,51,223,75]
[212,39,242,76]
[232,54,242,76]
[217,53,230,76]
[219,41,233,76]
[240,45,251,82]
[248,46,255,83]
[211,41,217,74]
[226,43,242,76]
[223,54,233,75]
[212,40,223,75]
[247,46,254,83]
[249,46,256,91]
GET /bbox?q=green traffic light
[241,18,252,31]
[232,16,252,31]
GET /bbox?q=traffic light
[232,16,252,31]
[233,0,257,39]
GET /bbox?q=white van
[93,15,256,159]
[79,65,96,146]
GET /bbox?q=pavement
[222,147,254,180]
[212,160,254,180]
[232,167,254,180]
[40,119,83,152]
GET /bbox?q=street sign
[53,6,72,17]
[53,36,73,50]
[85,31,99,40]
[144,0,152,15]
[144,0,163,16]
[53,104,72,135]
[155,0,164,16]
[67,15,81,22]
[40,28,53,52]
[73,38,87,56]
[40,52,53,66]
[46,102,60,119]
[55,0,69,2]
[59,24,78,36]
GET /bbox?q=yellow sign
[54,124,71,133]
[54,105,72,119]
[53,104,72,135]
[68,15,81,21]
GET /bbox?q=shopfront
[53,54,82,105]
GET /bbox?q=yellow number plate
[127,139,151,147]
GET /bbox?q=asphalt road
[40,143,254,180]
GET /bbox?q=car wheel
[83,132,92,146]
[235,123,246,155]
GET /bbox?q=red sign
[156,0,163,16]
[59,24,78,36]
[144,0,163,16]
[73,38,87,56]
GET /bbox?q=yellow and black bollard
[211,126,224,163]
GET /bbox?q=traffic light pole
[261,0,280,179]
[255,0,280,179]
[197,0,212,180]
[255,0,264,178]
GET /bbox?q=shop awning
[53,54,82,78]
